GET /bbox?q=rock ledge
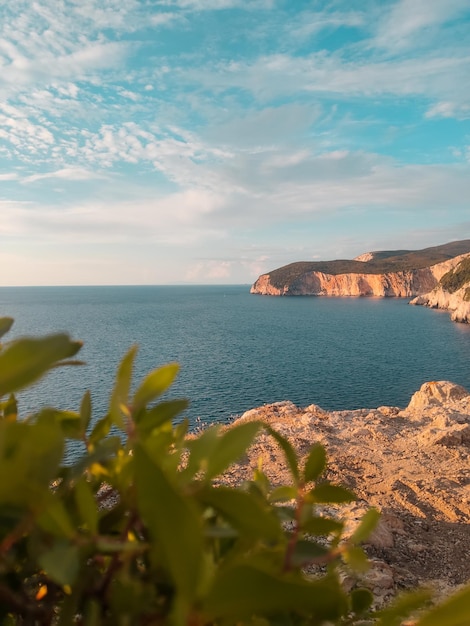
[225,381,470,599]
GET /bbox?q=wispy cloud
[1,0,469,285]
[373,0,470,52]
[23,168,108,183]
[154,0,274,10]
[286,9,364,41]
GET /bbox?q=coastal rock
[251,252,469,298]
[226,380,470,595]
[410,284,470,324]
[407,381,470,411]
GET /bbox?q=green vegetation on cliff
[440,256,470,294]
[264,240,470,290]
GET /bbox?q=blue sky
[1,0,470,286]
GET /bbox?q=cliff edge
[250,240,470,298]
[410,254,470,323]
[224,380,470,603]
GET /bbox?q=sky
[1,0,470,286]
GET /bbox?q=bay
[1,284,470,432]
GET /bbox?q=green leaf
[417,584,470,626]
[88,414,112,446]
[343,546,369,572]
[82,601,101,626]
[70,436,122,483]
[197,486,283,543]
[302,516,344,536]
[0,334,82,397]
[39,541,80,587]
[310,483,356,504]
[350,508,380,544]
[184,425,221,479]
[36,408,83,439]
[80,390,92,434]
[75,478,98,534]
[3,394,17,421]
[263,425,300,485]
[268,486,297,503]
[109,345,138,429]
[303,443,326,483]
[134,443,203,599]
[133,363,179,412]
[206,421,261,479]
[376,589,432,626]
[252,467,271,497]
[174,417,189,442]
[0,420,64,507]
[351,588,374,615]
[0,317,14,340]
[37,497,76,539]
[289,539,329,567]
[136,399,189,436]
[95,538,145,554]
[203,565,347,622]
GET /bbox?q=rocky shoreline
[250,242,470,316]
[224,380,470,603]
[410,285,470,323]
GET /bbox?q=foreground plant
[0,317,468,625]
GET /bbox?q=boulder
[407,381,470,411]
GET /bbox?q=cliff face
[410,255,470,323]
[227,380,470,598]
[251,254,467,298]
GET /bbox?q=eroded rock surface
[411,285,470,323]
[251,253,470,298]
[224,381,470,599]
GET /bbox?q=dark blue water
[1,285,470,429]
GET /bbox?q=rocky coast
[250,255,463,297]
[224,380,470,604]
[251,240,470,324]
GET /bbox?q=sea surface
[1,285,470,434]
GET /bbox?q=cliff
[410,255,470,323]
[251,250,470,298]
[225,380,470,602]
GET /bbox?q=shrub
[440,257,470,293]
[0,317,468,625]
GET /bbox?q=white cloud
[0,200,32,235]
[186,52,470,108]
[287,10,364,41]
[374,0,470,52]
[118,88,140,102]
[202,103,322,149]
[0,112,55,155]
[185,260,232,281]
[155,0,274,10]
[23,167,108,183]
[425,101,470,120]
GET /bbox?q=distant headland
[250,240,470,323]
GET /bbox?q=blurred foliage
[0,317,468,625]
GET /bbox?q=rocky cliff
[410,255,470,323]
[251,252,469,298]
[225,380,470,602]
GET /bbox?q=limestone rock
[251,251,470,298]
[407,381,470,411]
[224,379,470,596]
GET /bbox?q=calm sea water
[1,285,470,431]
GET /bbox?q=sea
[1,285,470,438]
